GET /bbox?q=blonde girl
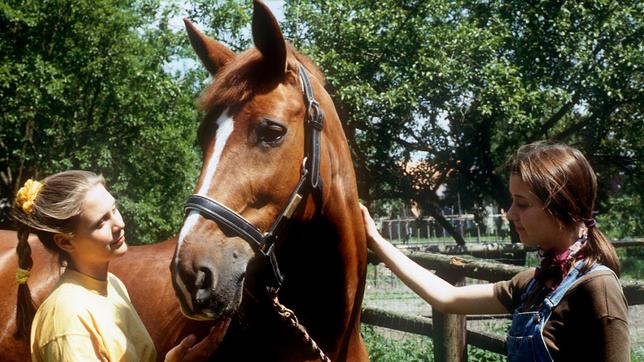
[13,170,227,361]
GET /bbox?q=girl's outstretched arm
[361,204,507,315]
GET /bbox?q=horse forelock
[197,44,326,117]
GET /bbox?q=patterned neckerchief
[534,236,587,291]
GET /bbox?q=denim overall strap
[520,277,539,305]
[542,260,583,310]
[507,262,609,362]
[542,261,610,310]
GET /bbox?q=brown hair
[511,141,619,275]
[12,170,105,339]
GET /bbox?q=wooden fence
[393,238,644,265]
[396,237,644,253]
[362,248,644,361]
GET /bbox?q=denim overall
[506,261,610,361]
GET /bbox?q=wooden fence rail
[361,307,507,356]
[364,249,644,361]
[395,238,644,259]
[612,238,644,247]
[367,250,644,305]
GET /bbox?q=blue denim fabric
[506,261,610,362]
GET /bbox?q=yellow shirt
[30,269,156,362]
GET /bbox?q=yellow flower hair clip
[16,179,43,214]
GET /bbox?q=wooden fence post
[432,270,467,362]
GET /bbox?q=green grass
[633,346,644,362]
[361,325,433,361]
[362,323,643,361]
[361,324,505,362]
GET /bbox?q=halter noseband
[184,64,324,290]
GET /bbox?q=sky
[164,1,285,75]
[265,0,285,21]
[167,0,285,31]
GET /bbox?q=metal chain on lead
[271,294,331,362]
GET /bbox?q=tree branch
[394,137,434,153]
[534,92,581,140]
[552,102,617,141]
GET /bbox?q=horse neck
[320,104,365,253]
[273,108,366,356]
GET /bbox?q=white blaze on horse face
[175,108,234,313]
[197,109,235,195]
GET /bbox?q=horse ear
[252,0,287,78]
[184,19,235,76]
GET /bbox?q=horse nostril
[194,265,215,309]
[195,265,214,289]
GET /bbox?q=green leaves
[281,0,642,236]
[0,0,202,243]
[1,0,640,242]
[187,0,253,52]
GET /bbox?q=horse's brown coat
[0,1,368,361]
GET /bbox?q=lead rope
[271,294,331,362]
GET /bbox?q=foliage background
[280,0,643,239]
[0,0,206,243]
[1,0,641,245]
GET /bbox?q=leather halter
[184,64,324,290]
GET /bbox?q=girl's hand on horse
[165,318,231,362]
[360,203,383,249]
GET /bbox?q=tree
[281,0,643,240]
[0,0,204,243]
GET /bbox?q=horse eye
[257,120,287,146]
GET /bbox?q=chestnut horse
[170,1,367,360]
[0,1,367,361]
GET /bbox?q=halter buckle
[306,101,324,130]
[300,157,309,176]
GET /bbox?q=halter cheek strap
[184,64,324,290]
[300,64,324,195]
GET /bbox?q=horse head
[171,0,346,321]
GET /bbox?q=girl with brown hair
[13,170,228,361]
[361,142,629,361]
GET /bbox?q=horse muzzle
[171,234,253,320]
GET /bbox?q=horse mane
[197,44,326,114]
